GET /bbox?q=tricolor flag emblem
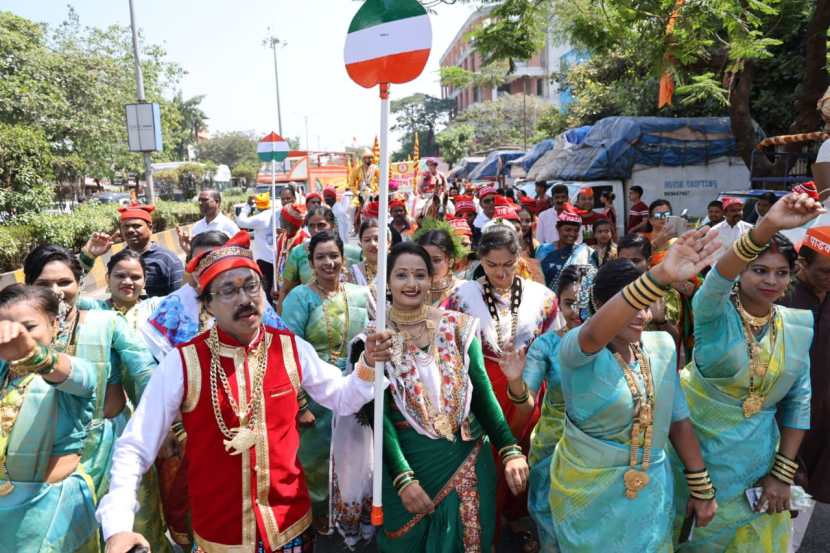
[344,0,432,89]
[257,132,289,162]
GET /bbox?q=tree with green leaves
[197,131,260,170]
[391,93,455,160]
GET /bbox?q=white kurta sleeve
[140,318,173,364]
[96,350,185,540]
[296,336,380,416]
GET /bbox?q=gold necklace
[363,261,377,282]
[321,286,350,361]
[207,327,268,455]
[735,292,772,329]
[390,304,430,325]
[429,276,455,305]
[612,343,655,500]
[736,298,779,417]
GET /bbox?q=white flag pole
[371,81,391,527]
[270,157,278,295]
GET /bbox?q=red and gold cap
[281,203,307,228]
[389,198,407,211]
[478,186,498,200]
[493,195,519,221]
[520,196,538,214]
[803,226,830,257]
[453,195,476,215]
[362,201,380,219]
[186,231,261,291]
[448,216,473,237]
[557,207,582,225]
[323,187,337,199]
[306,192,322,203]
[118,202,155,224]
[721,197,744,210]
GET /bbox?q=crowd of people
[1,164,829,553]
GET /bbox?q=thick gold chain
[207,327,268,439]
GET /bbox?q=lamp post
[127,0,155,203]
[263,32,286,136]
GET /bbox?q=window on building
[474,86,481,102]
[537,79,544,96]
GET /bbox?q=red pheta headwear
[118,202,155,224]
[186,231,262,291]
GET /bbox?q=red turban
[478,186,498,200]
[323,187,337,199]
[803,226,830,257]
[362,201,380,219]
[281,203,307,228]
[493,195,519,221]
[185,231,261,291]
[449,216,473,237]
[453,195,476,215]
[306,192,322,203]
[389,198,407,211]
[118,202,154,224]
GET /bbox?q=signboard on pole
[125,102,163,152]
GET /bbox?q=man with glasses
[473,185,499,231]
[100,230,383,553]
[711,197,753,260]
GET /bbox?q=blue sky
[4,1,477,151]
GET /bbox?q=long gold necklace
[734,294,778,417]
[318,283,350,361]
[363,261,377,283]
[54,307,79,356]
[207,327,268,455]
[613,343,655,500]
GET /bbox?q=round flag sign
[257,132,289,162]
[344,0,432,88]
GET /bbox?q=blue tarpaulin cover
[529,116,762,182]
[468,149,526,180]
[563,125,591,145]
[508,140,556,173]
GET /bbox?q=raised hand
[498,343,527,382]
[759,192,826,232]
[0,321,37,362]
[652,227,720,285]
[176,226,192,255]
[83,232,113,258]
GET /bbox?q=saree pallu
[0,474,99,553]
[550,417,674,553]
[528,395,566,553]
[672,364,790,552]
[378,432,496,553]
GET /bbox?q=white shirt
[235,205,276,262]
[191,212,240,238]
[712,219,754,260]
[473,211,491,229]
[817,139,830,163]
[535,207,583,245]
[333,192,353,242]
[96,333,378,539]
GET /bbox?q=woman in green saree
[0,284,98,552]
[673,192,823,552]
[23,245,168,553]
[360,241,530,552]
[282,229,371,539]
[549,230,719,553]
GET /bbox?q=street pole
[128,0,155,203]
[265,33,285,136]
[304,116,310,150]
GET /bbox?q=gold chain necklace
[429,275,455,305]
[320,284,350,361]
[390,304,430,325]
[735,297,779,417]
[207,327,268,455]
[612,343,655,500]
[735,292,772,329]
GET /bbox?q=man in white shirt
[98,231,386,553]
[536,184,583,245]
[473,186,498,230]
[711,197,753,260]
[235,192,278,301]
[191,189,240,238]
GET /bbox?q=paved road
[314,501,830,552]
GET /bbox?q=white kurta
[96,331,378,540]
[712,219,754,260]
[235,205,277,262]
[191,212,241,238]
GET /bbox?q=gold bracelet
[684,468,717,500]
[506,381,529,404]
[733,231,767,263]
[356,356,374,382]
[621,272,669,311]
[397,479,419,495]
[392,470,415,489]
[8,344,39,368]
[770,453,798,485]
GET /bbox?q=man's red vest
[179,325,311,552]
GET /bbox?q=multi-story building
[439,6,577,115]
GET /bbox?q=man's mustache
[233,304,260,320]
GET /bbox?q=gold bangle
[393,470,415,489]
[397,479,419,495]
[684,468,717,500]
[622,273,668,310]
[506,382,529,404]
[356,357,374,382]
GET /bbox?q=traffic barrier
[0,225,191,294]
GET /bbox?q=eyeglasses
[652,211,672,220]
[211,280,261,302]
[481,198,495,205]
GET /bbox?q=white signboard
[125,102,163,152]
